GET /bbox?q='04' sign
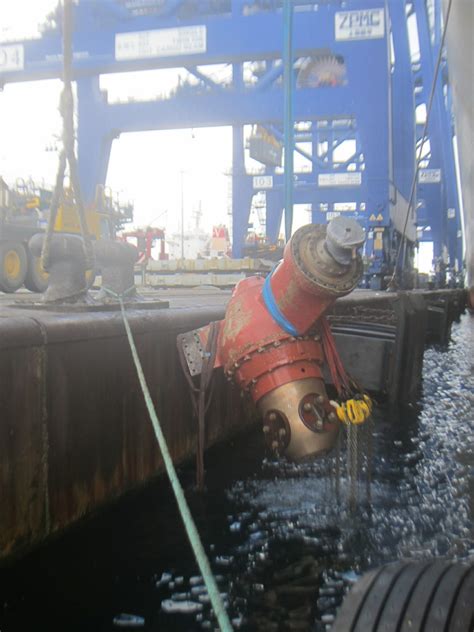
[0,44,24,72]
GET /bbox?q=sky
[0,0,238,239]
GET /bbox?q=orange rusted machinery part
[184,218,364,460]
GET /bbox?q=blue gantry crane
[411,0,463,282]
[0,0,464,287]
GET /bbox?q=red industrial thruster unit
[179,217,365,460]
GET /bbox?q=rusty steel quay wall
[0,288,466,563]
[0,303,253,563]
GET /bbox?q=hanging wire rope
[320,317,374,509]
[41,0,94,272]
[388,0,453,289]
[177,322,220,491]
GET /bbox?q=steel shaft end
[325,216,365,265]
[258,378,339,461]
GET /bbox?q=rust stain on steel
[221,296,253,346]
[275,278,300,312]
[0,343,48,558]
[0,304,253,562]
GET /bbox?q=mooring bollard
[29,232,90,303]
[94,240,139,301]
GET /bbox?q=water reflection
[156,314,474,631]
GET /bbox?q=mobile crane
[0,177,133,292]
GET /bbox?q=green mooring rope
[116,295,232,631]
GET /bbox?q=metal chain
[349,424,358,512]
[328,442,334,498]
[340,414,374,511]
[365,415,373,505]
[346,424,351,506]
[335,431,341,504]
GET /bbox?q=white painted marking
[335,9,385,41]
[418,168,442,184]
[0,44,24,72]
[252,175,273,190]
[116,26,207,61]
[318,172,362,187]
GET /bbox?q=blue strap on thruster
[262,269,300,337]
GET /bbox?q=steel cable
[176,322,220,490]
[196,321,220,490]
[41,0,94,272]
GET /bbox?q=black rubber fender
[332,559,474,632]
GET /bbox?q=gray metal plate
[177,329,206,376]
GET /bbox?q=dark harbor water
[0,315,473,632]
